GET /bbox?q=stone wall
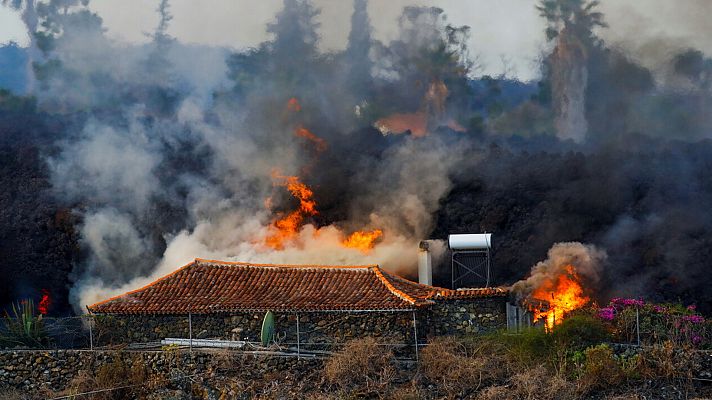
[93,297,508,348]
[0,349,322,397]
[95,311,416,348]
[0,350,323,398]
[421,297,508,338]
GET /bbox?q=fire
[375,112,429,137]
[263,97,382,253]
[287,97,301,112]
[295,126,327,152]
[342,229,383,252]
[530,265,589,330]
[374,111,466,137]
[38,289,51,315]
[264,171,318,249]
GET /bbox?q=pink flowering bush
[610,298,645,308]
[594,298,709,348]
[597,307,615,321]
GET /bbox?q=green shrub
[551,315,610,351]
[480,327,554,366]
[0,299,48,348]
[577,344,625,393]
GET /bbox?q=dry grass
[420,336,583,400]
[62,370,99,398]
[604,395,642,400]
[421,337,512,399]
[475,366,575,400]
[214,348,244,373]
[576,344,625,394]
[632,341,694,381]
[0,390,29,400]
[323,337,396,396]
[57,355,151,400]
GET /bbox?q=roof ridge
[435,286,509,298]
[87,259,199,312]
[371,266,418,305]
[195,258,377,269]
[378,269,446,300]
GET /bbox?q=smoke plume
[512,242,607,302]
[4,0,712,315]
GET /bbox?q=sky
[1,0,711,81]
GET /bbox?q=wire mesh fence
[0,312,424,358]
[0,315,92,350]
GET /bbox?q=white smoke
[49,119,161,213]
[74,131,460,310]
[35,2,468,313]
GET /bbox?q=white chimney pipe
[418,240,432,286]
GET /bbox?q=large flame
[264,171,318,249]
[264,97,383,253]
[263,170,385,254]
[530,265,589,330]
[342,229,383,252]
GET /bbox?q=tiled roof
[88,259,508,315]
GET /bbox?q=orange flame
[38,289,50,315]
[530,265,589,330]
[342,229,383,252]
[295,126,327,152]
[287,97,301,112]
[264,171,318,249]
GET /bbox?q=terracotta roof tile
[88,259,508,314]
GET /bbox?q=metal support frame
[451,248,490,289]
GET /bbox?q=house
[88,259,509,348]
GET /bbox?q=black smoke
[0,0,711,314]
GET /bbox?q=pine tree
[345,0,372,93]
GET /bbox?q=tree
[673,49,712,92]
[537,0,606,46]
[345,0,372,95]
[537,0,606,142]
[375,6,472,124]
[266,0,320,88]
[2,0,40,92]
[144,0,174,85]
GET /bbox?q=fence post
[85,315,94,351]
[412,311,418,362]
[296,312,300,359]
[188,311,193,353]
[636,306,640,346]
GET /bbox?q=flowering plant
[597,307,615,321]
[594,298,709,348]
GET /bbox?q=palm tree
[537,0,607,143]
[537,0,607,44]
